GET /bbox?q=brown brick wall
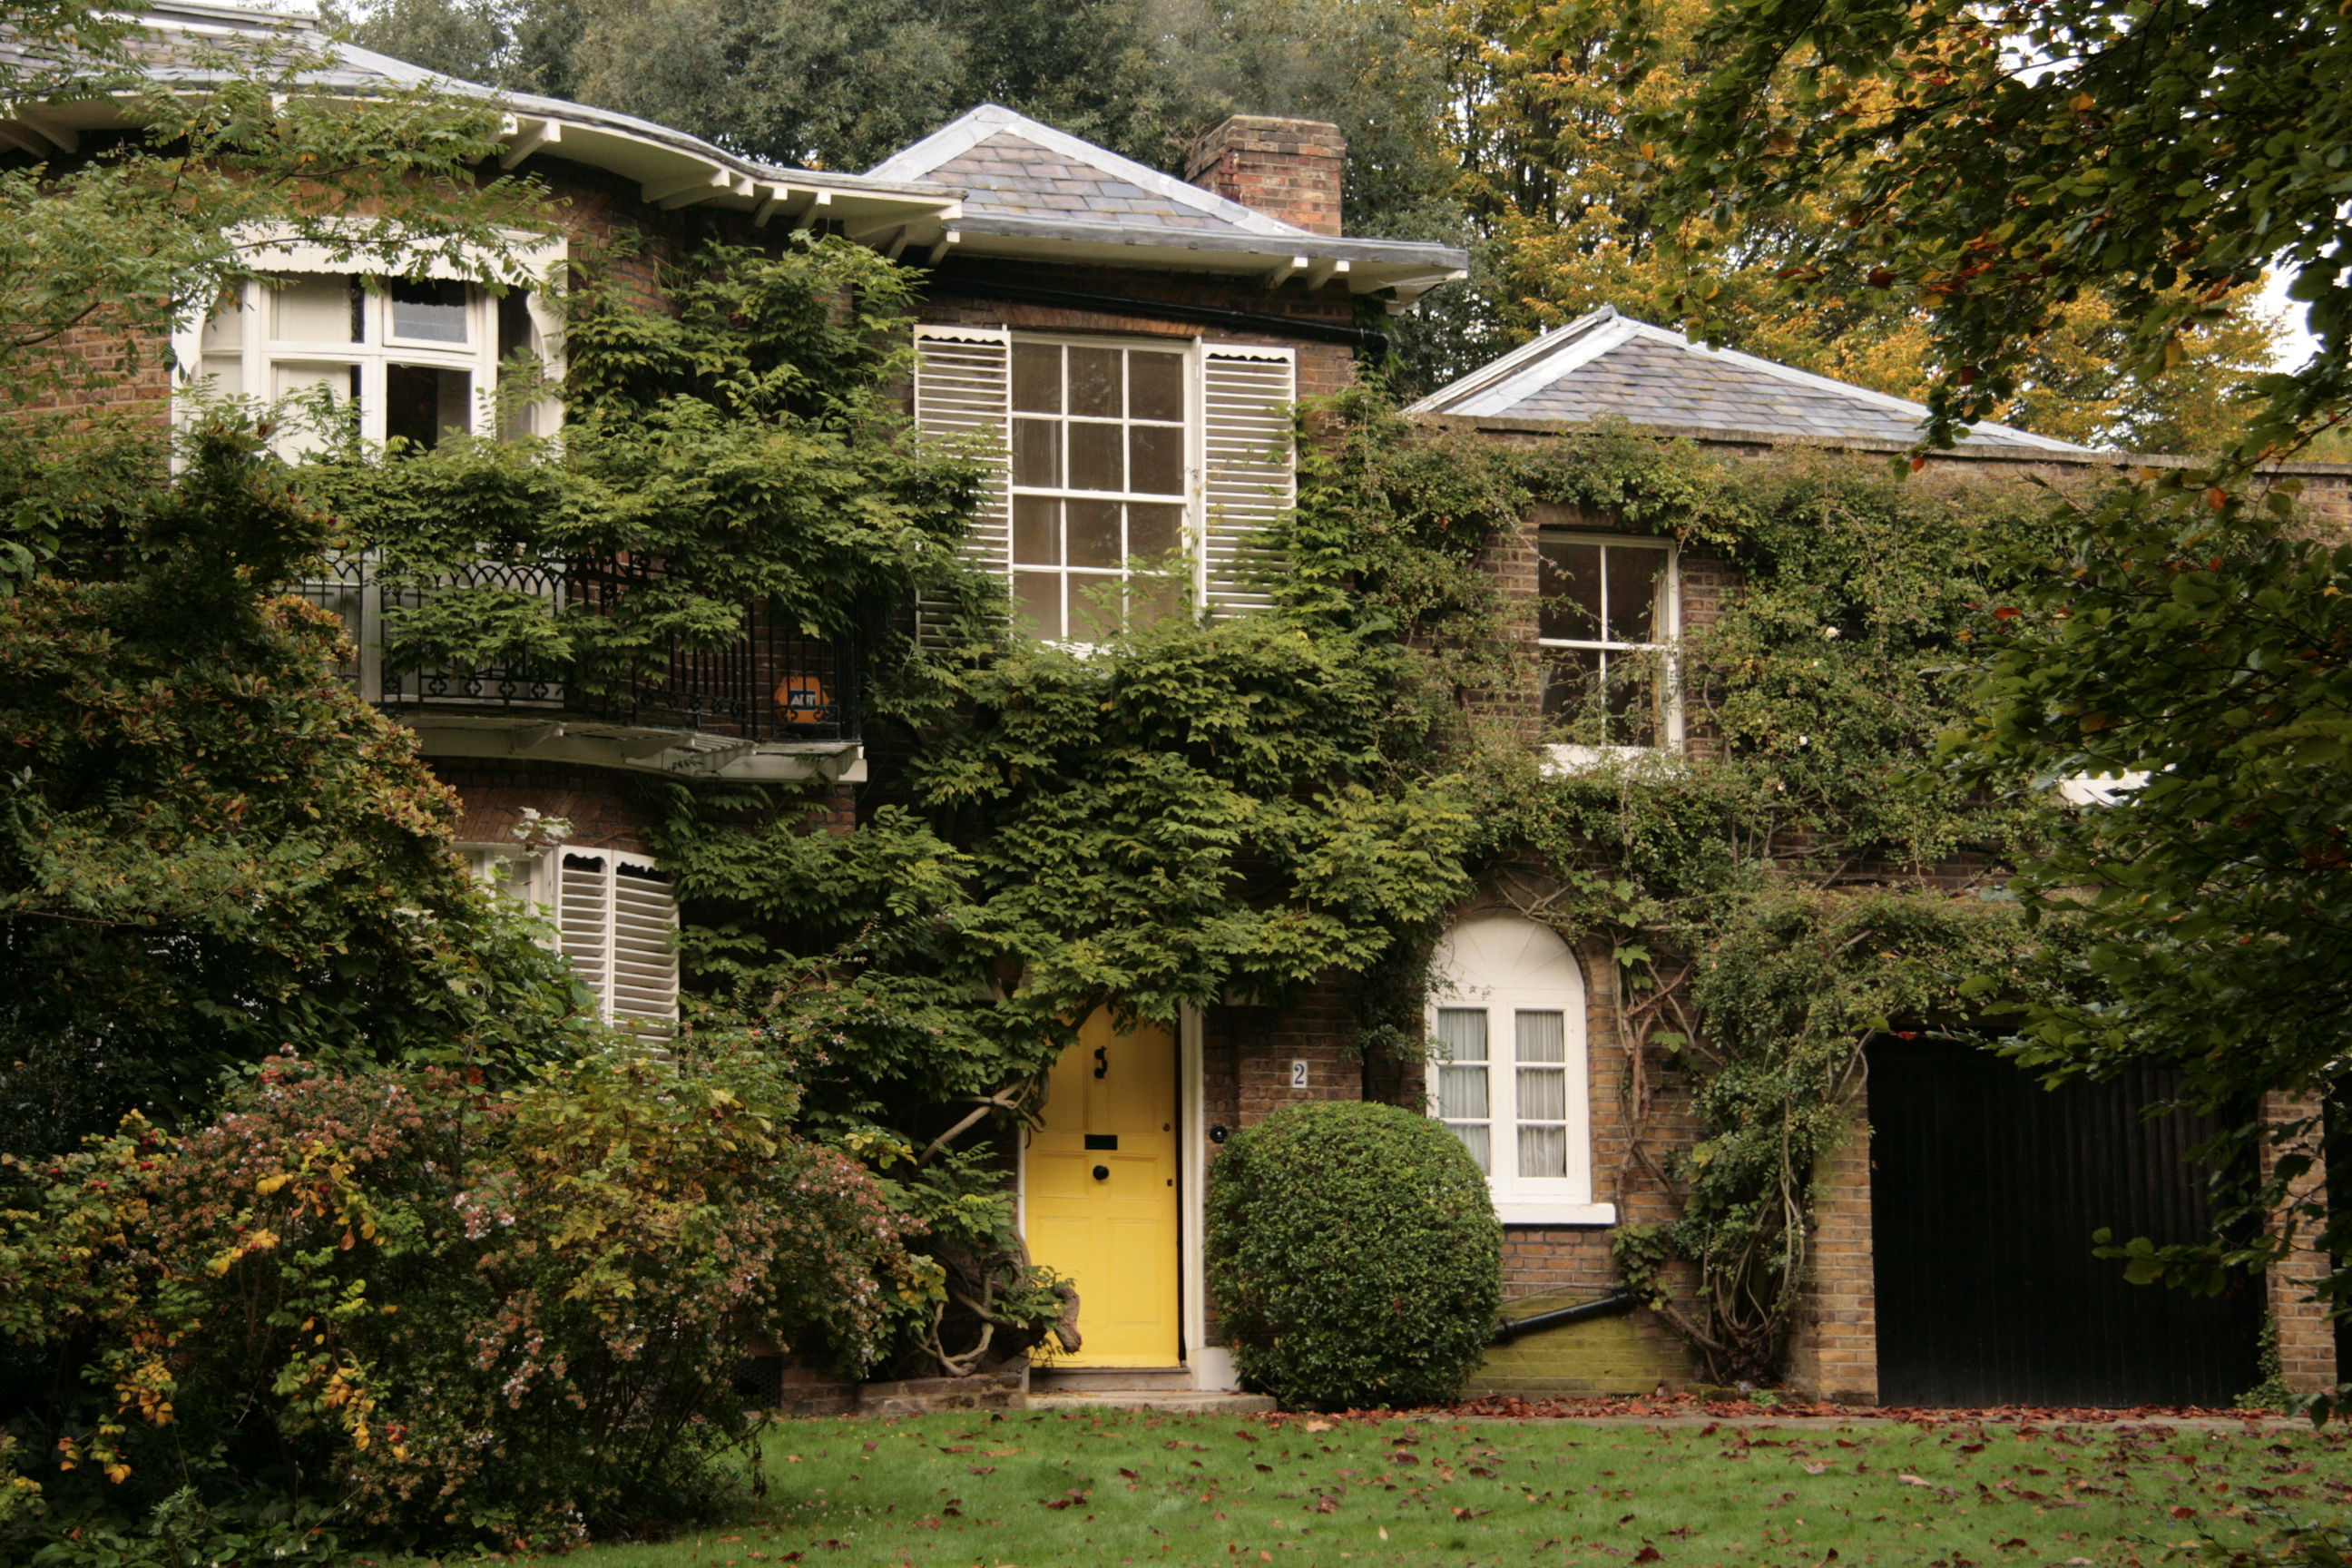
[1181,116,1347,237]
[2261,1093,2338,1396]
[435,760,662,855]
[1784,1113,1878,1405]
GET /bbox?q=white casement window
[174,238,564,458]
[459,844,679,1035]
[1428,913,1612,1225]
[912,325,1295,639]
[1538,533,1681,756]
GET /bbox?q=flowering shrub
[0,1043,918,1555]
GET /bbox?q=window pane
[1518,1123,1568,1180]
[1517,1066,1566,1122]
[1013,571,1062,639]
[1439,1063,1488,1120]
[1013,418,1061,486]
[1539,540,1604,641]
[1436,1007,1488,1062]
[1068,347,1121,416]
[1129,571,1181,630]
[197,355,243,397]
[1068,573,1122,643]
[1066,498,1122,568]
[1129,424,1183,495]
[271,275,361,344]
[1013,495,1061,565]
[498,290,537,361]
[1542,647,1602,722]
[1605,544,1665,643]
[200,294,245,352]
[1516,1010,1566,1063]
[1128,502,1182,558]
[1451,1122,1491,1174]
[1067,421,1123,491]
[1604,656,1660,748]
[1129,351,1183,421]
[389,278,469,344]
[387,364,470,448]
[1012,342,1062,413]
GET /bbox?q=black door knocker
[1093,1044,1108,1079]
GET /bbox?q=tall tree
[0,2,576,1155]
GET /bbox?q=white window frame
[459,841,678,1035]
[171,236,566,455]
[1427,912,1613,1226]
[1537,531,1682,773]
[1003,329,1201,644]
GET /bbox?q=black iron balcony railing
[295,555,860,744]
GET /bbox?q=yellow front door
[1026,1011,1181,1367]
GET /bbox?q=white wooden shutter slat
[551,850,678,1035]
[1200,346,1296,615]
[914,326,1012,643]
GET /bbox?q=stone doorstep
[1029,1390,1279,1416]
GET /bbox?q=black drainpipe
[919,272,1390,354]
[1490,1290,1644,1345]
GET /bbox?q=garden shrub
[0,1042,920,1557]
[1206,1100,1501,1409]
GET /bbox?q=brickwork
[1784,1113,1878,1404]
[2261,1093,2338,1396]
[1464,1297,1695,1398]
[917,257,1357,399]
[435,760,662,855]
[1181,116,1347,237]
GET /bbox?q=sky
[2260,266,2319,371]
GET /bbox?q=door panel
[1027,1011,1181,1367]
[1869,1042,2259,1407]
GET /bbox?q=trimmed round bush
[1206,1100,1502,1409]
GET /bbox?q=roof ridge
[866,103,1303,239]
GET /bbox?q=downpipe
[1490,1290,1643,1345]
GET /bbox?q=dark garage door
[1868,1042,2259,1407]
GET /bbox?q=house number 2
[1289,1059,1309,1090]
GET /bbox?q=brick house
[1408,308,2352,1408]
[39,0,2345,1410]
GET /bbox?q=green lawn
[548,1407,2350,1568]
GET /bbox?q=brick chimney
[1183,115,1346,237]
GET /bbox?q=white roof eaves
[1450,312,1643,417]
[866,103,1306,240]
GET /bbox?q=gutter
[917,273,1390,353]
[1490,1290,1644,1345]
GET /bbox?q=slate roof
[869,105,1295,236]
[1408,306,2094,452]
[921,130,1250,232]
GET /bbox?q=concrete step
[1031,1365,1192,1393]
[1029,1389,1279,1416]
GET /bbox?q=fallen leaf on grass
[1305,1421,1333,1434]
[1041,1491,1091,1511]
[1377,1526,1389,1540]
[1802,1462,1831,1475]
[1898,1475,1934,1487]
[1632,1551,1662,1564]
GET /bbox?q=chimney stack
[1183,116,1346,237]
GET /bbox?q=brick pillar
[1182,116,1346,236]
[1785,1112,1879,1405]
[2261,1092,2338,1396]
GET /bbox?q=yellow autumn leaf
[254,1171,293,1196]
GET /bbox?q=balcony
[297,556,865,783]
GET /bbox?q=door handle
[1092,1164,1110,1181]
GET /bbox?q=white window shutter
[1200,345,1296,615]
[555,849,679,1035]
[914,325,1012,641]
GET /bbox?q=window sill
[1540,744,1685,779]
[1494,1200,1618,1227]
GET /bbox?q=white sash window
[459,844,679,1035]
[912,325,1295,637]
